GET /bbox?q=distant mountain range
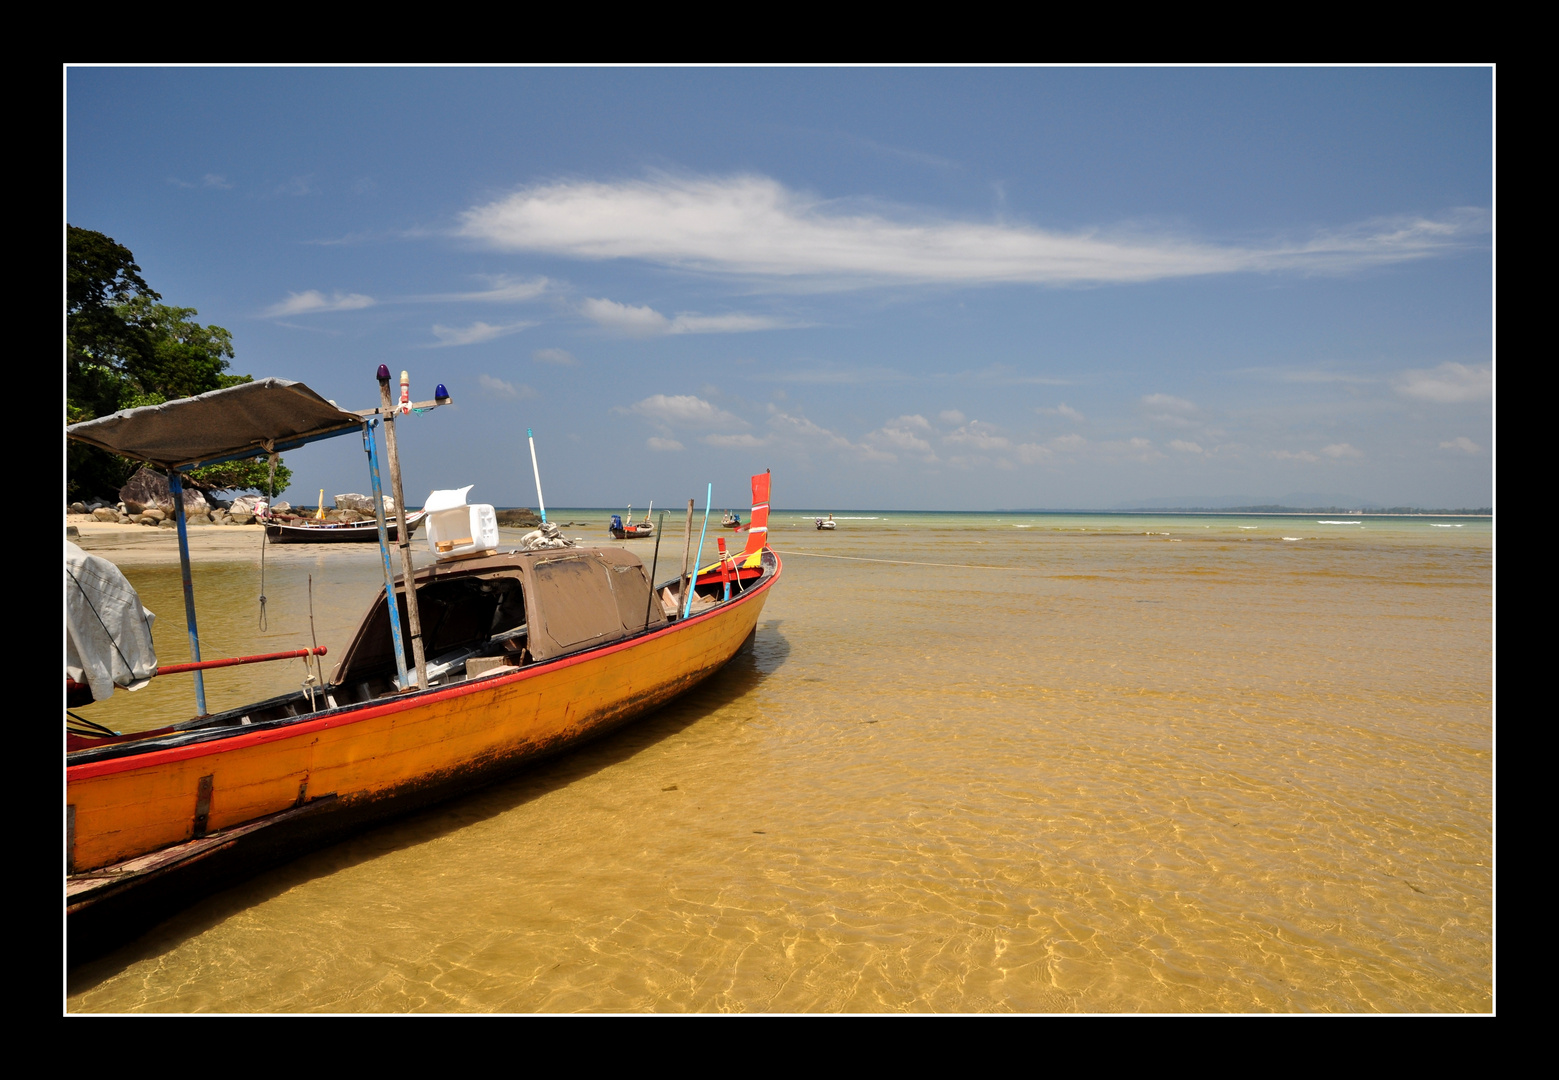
[1112,492,1384,510]
[1095,493,1490,514]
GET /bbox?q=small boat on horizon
[721,510,743,529]
[816,514,836,530]
[610,503,655,539]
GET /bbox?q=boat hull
[264,510,426,543]
[67,552,779,960]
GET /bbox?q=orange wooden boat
[65,379,779,961]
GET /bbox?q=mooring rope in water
[769,548,1017,571]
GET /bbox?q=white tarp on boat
[66,542,157,701]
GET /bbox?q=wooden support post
[379,372,427,690]
[678,498,695,618]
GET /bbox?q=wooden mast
[378,366,427,689]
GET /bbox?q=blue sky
[66,67,1493,510]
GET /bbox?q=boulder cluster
[71,498,262,527]
[69,468,546,533]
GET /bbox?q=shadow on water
[68,624,791,992]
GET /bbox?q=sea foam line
[771,549,1011,570]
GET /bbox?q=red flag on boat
[740,470,771,557]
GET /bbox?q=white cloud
[1141,394,1201,427]
[1393,362,1492,403]
[944,421,1011,452]
[939,410,966,425]
[1101,437,1162,463]
[458,174,1484,288]
[1440,436,1480,453]
[626,394,748,430]
[476,374,535,400]
[581,297,670,336]
[1169,440,1204,454]
[766,409,893,461]
[1051,434,1087,452]
[264,290,377,317]
[430,320,535,346]
[1272,449,1320,463]
[703,433,767,448]
[1322,443,1363,459]
[864,416,937,460]
[532,348,577,366]
[1037,403,1085,422]
[647,437,684,451]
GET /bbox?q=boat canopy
[330,547,668,686]
[66,542,158,701]
[65,378,364,470]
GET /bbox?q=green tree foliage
[67,226,290,500]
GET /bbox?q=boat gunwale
[66,548,780,780]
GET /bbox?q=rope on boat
[768,548,1016,571]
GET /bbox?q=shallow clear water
[67,511,1493,1012]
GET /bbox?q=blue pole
[683,483,713,620]
[167,471,207,715]
[363,420,410,690]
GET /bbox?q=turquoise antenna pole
[528,428,547,523]
[683,483,713,620]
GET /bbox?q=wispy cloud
[459,173,1485,288]
[1322,443,1363,459]
[430,320,536,347]
[264,290,377,317]
[1037,403,1086,422]
[579,297,790,336]
[168,173,233,190]
[420,276,550,304]
[1169,439,1204,454]
[1393,362,1492,403]
[532,347,577,366]
[275,175,316,197]
[1254,368,1380,385]
[476,374,535,400]
[1440,436,1480,453]
[647,437,684,451]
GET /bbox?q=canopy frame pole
[166,470,208,716]
[362,419,410,692]
[379,373,427,690]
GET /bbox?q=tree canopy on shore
[66,226,291,500]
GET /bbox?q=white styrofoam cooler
[422,486,498,559]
